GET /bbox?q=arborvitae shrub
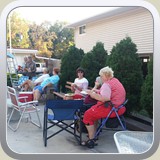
[107,37,143,113]
[81,42,108,87]
[60,46,84,92]
[140,58,153,118]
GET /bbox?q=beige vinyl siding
[74,8,153,56]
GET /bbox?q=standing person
[24,55,36,79]
[33,67,60,102]
[82,66,126,148]
[22,56,28,70]
[71,67,89,99]
[18,68,50,91]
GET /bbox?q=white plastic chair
[7,86,42,132]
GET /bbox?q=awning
[7,52,14,58]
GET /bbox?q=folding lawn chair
[7,86,42,132]
[43,99,83,147]
[94,99,128,140]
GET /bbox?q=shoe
[81,139,98,148]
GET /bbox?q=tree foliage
[7,11,30,48]
[28,21,56,58]
[7,12,74,60]
[60,46,84,92]
[49,21,74,59]
[107,37,143,113]
[140,58,153,118]
[81,42,108,87]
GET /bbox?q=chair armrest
[18,96,28,100]
[20,100,38,106]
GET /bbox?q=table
[53,91,65,99]
[114,131,153,154]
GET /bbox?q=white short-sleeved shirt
[74,77,89,94]
[34,74,50,84]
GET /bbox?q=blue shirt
[40,75,60,88]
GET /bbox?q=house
[7,48,61,74]
[7,48,38,67]
[67,7,153,76]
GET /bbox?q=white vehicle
[36,63,46,73]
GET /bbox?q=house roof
[7,48,38,54]
[66,7,140,28]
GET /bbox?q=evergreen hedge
[140,58,153,118]
[106,37,143,113]
[60,46,84,92]
[81,42,108,87]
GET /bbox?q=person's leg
[34,90,41,101]
[94,120,98,135]
[20,79,32,90]
[85,125,95,139]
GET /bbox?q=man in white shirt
[18,68,50,91]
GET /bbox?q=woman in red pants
[82,66,126,148]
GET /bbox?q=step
[126,117,153,132]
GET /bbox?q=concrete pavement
[7,102,120,154]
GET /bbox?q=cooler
[18,92,33,102]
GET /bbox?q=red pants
[83,102,126,125]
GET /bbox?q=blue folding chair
[43,99,83,147]
[94,99,128,140]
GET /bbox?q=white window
[79,25,86,34]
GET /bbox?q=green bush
[60,46,84,92]
[7,73,19,87]
[106,37,143,113]
[140,58,153,118]
[81,42,108,87]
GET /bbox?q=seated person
[82,66,126,148]
[33,67,60,102]
[18,68,50,91]
[84,76,103,105]
[71,67,89,99]
[92,76,103,91]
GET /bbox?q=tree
[7,11,30,48]
[107,37,143,113]
[60,46,84,92]
[49,21,74,58]
[28,21,56,58]
[81,42,108,87]
[140,58,153,118]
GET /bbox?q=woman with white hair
[82,66,126,148]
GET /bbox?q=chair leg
[43,107,48,147]
[30,110,42,128]
[8,109,24,132]
[119,115,126,130]
[94,117,109,140]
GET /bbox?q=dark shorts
[34,85,43,94]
